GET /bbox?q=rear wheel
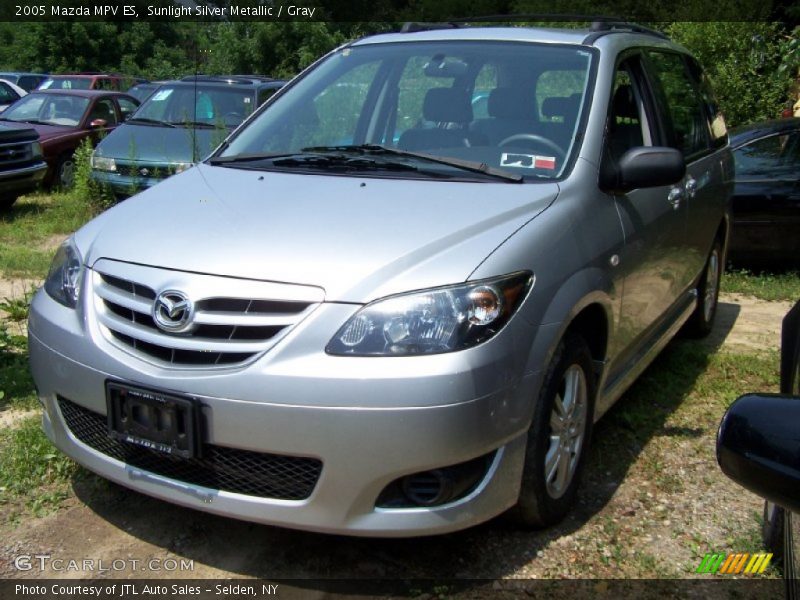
[683,238,723,338]
[510,332,596,528]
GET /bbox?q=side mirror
[717,393,800,514]
[89,118,107,129]
[601,146,685,192]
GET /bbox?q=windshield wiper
[208,151,419,173]
[126,117,176,128]
[301,144,523,183]
[208,152,300,165]
[169,120,217,129]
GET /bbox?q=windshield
[1,93,89,126]
[132,85,256,128]
[40,77,92,90]
[219,41,594,180]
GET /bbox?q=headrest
[423,87,472,123]
[541,94,581,120]
[488,87,536,120]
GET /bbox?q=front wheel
[683,238,723,338]
[510,332,596,528]
[55,154,76,190]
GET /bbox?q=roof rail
[584,21,670,43]
[400,22,461,33]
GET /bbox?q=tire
[0,195,17,210]
[683,238,723,338]
[762,501,785,560]
[510,332,596,528]
[55,154,76,190]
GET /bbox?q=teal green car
[91,75,285,197]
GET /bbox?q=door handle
[667,187,683,210]
[685,177,698,198]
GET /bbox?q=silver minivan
[29,22,731,536]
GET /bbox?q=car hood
[25,123,81,144]
[94,123,223,164]
[77,164,558,302]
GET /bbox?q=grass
[0,321,37,411]
[0,415,78,518]
[722,267,800,302]
[0,190,94,279]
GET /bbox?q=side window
[646,51,711,158]
[117,97,138,121]
[0,82,19,104]
[686,57,727,148]
[471,63,497,120]
[299,60,379,148]
[257,88,278,107]
[734,133,800,180]
[605,58,654,162]
[88,98,118,125]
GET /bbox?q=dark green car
[90,75,285,197]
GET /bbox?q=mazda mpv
[29,22,732,536]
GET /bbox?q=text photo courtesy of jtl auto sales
[0,1,799,599]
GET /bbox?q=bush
[72,138,116,214]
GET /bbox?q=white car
[0,78,26,113]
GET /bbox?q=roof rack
[400,22,461,33]
[180,75,267,85]
[397,17,669,43]
[585,21,670,42]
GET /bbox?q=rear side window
[685,57,727,148]
[646,51,711,158]
[734,132,800,180]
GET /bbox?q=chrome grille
[0,140,33,168]
[115,163,175,179]
[92,260,323,368]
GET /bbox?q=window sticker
[150,89,173,102]
[500,153,557,170]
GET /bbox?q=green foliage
[722,268,800,302]
[0,416,77,515]
[72,138,116,214]
[0,318,36,411]
[666,22,792,127]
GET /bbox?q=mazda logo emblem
[152,290,193,332]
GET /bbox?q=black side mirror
[717,393,800,514]
[600,146,685,193]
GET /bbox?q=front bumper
[29,285,541,537]
[90,169,170,197]
[0,161,47,197]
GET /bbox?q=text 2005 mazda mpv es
[29,23,732,536]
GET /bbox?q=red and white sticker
[500,153,557,170]
[533,155,556,170]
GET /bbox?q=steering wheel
[499,133,566,160]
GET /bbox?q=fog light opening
[376,450,496,509]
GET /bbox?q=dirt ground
[0,290,792,584]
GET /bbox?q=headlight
[173,162,193,174]
[326,272,533,356]
[44,239,83,309]
[90,153,116,172]
[31,142,42,158]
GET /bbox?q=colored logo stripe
[696,553,772,575]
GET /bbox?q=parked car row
[0,73,286,207]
